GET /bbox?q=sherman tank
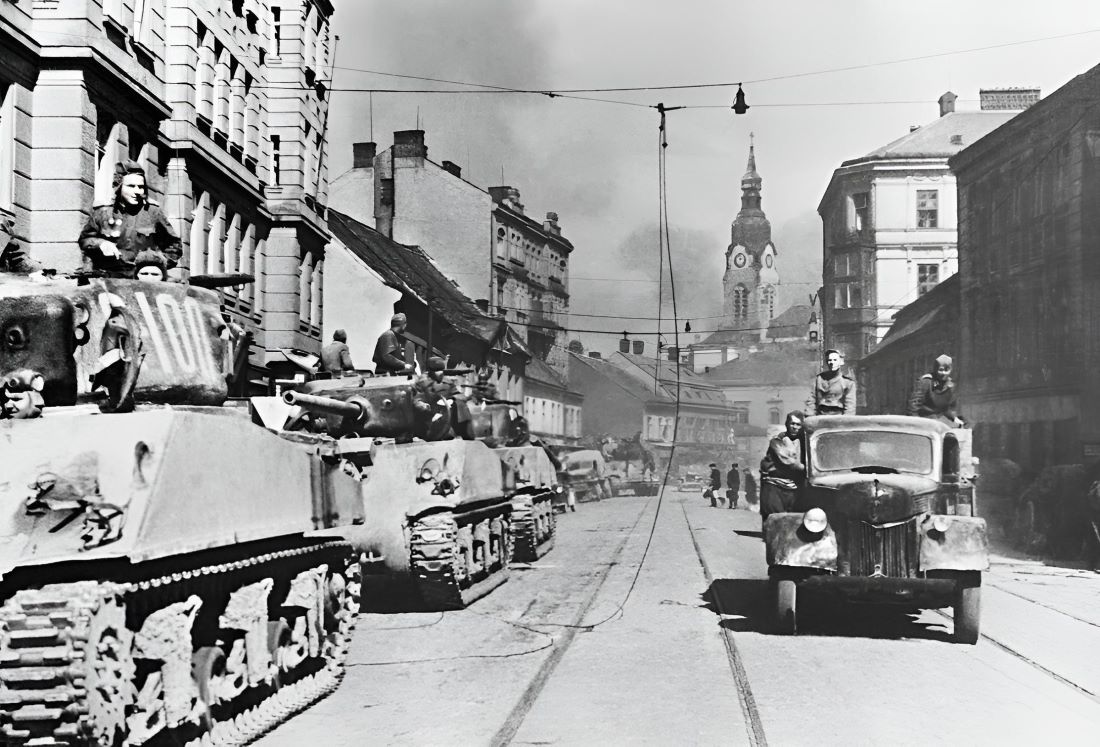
[0,274,365,745]
[273,371,559,607]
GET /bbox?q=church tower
[722,136,780,336]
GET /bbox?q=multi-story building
[328,132,574,373]
[818,91,1028,373]
[0,0,331,391]
[489,186,572,371]
[951,66,1100,473]
[524,356,583,446]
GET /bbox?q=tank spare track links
[410,501,514,611]
[0,541,360,747]
[511,490,557,563]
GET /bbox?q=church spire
[740,134,763,213]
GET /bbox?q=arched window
[733,284,749,321]
[761,285,776,319]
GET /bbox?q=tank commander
[908,354,962,426]
[133,250,168,282]
[373,313,415,375]
[760,411,806,520]
[806,349,856,415]
[412,356,471,438]
[320,328,356,376]
[78,160,182,278]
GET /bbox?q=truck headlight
[802,508,828,534]
[931,515,951,533]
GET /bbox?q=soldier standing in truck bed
[806,349,856,415]
[78,161,182,278]
[908,354,962,426]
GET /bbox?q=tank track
[410,502,513,611]
[511,490,557,563]
[0,541,359,747]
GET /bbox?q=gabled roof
[569,352,675,404]
[607,352,730,407]
[328,209,529,355]
[702,342,820,386]
[849,111,1017,164]
[525,354,582,397]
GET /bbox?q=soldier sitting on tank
[470,370,500,404]
[78,161,182,279]
[908,354,964,426]
[373,313,415,376]
[412,356,472,440]
[319,328,356,377]
[760,411,806,521]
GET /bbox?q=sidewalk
[986,551,1100,629]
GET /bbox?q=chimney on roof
[543,212,560,236]
[393,130,427,159]
[441,160,462,178]
[667,346,679,361]
[474,298,489,313]
[979,88,1040,111]
[352,142,376,168]
[489,186,524,214]
[938,91,957,117]
[587,351,602,359]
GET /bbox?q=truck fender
[764,513,838,571]
[919,515,989,572]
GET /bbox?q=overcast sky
[326,1,1100,352]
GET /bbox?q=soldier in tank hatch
[806,349,856,415]
[133,250,168,282]
[909,354,962,426]
[373,313,415,375]
[320,329,356,376]
[78,161,182,278]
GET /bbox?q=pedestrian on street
[78,160,182,278]
[726,463,741,509]
[760,411,806,521]
[708,463,722,507]
[806,349,856,415]
[373,313,415,375]
[744,470,757,505]
[908,354,963,426]
[320,329,356,376]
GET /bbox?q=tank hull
[494,446,558,562]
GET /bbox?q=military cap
[935,354,953,367]
[112,160,146,191]
[390,313,407,326]
[134,250,167,273]
[427,356,446,371]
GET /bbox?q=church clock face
[733,252,747,268]
[765,254,774,268]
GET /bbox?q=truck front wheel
[775,578,797,635]
[954,573,982,644]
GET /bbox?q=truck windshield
[813,431,934,475]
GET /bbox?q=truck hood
[808,472,938,523]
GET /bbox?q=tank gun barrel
[282,390,364,420]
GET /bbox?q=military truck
[763,415,987,644]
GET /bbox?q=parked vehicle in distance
[678,472,705,492]
[763,415,987,644]
[557,449,613,503]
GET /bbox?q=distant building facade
[328,132,574,375]
[951,70,1100,473]
[818,91,1027,373]
[525,356,583,446]
[722,139,780,338]
[0,0,333,391]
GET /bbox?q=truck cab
[763,415,986,643]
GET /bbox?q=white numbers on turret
[132,291,219,377]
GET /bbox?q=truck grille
[848,518,917,577]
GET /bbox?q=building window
[851,192,869,233]
[917,190,939,228]
[917,263,940,296]
[270,134,281,184]
[0,84,16,214]
[834,282,862,310]
[833,253,856,277]
[761,286,775,319]
[732,284,749,322]
[272,8,283,56]
[769,407,782,425]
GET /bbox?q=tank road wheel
[191,645,228,731]
[954,572,982,645]
[775,579,798,635]
[267,618,294,688]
